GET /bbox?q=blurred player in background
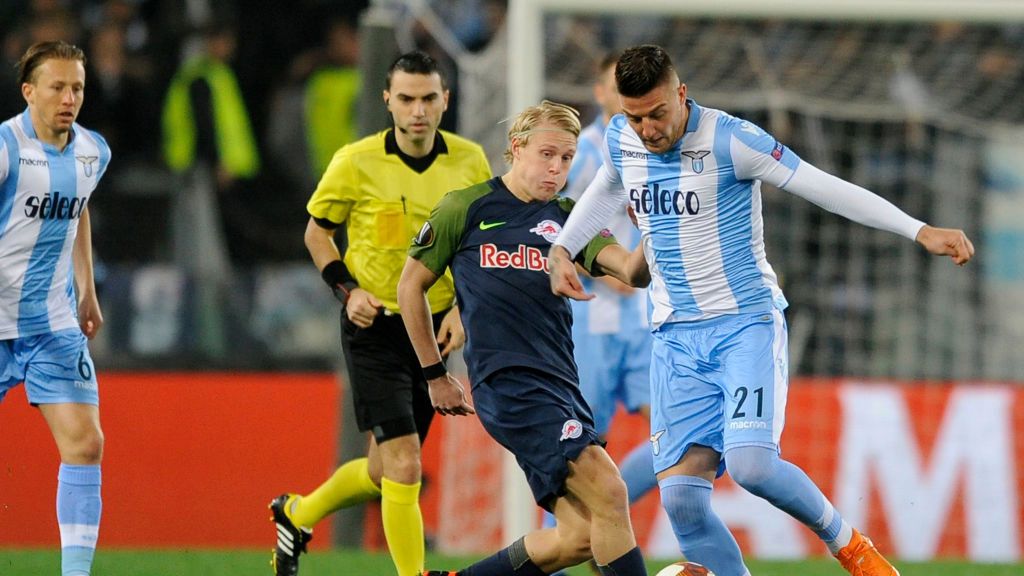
[1,40,111,576]
[548,52,658,576]
[269,50,491,576]
[400,100,650,576]
[551,44,974,576]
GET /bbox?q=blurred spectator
[162,20,261,264]
[161,20,262,358]
[304,17,361,177]
[267,16,361,194]
[80,22,158,161]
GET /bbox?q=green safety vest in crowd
[162,56,260,178]
[304,66,360,175]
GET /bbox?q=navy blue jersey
[409,177,615,386]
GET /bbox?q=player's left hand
[916,225,975,266]
[77,293,104,339]
[437,305,465,356]
[549,245,593,301]
[428,373,475,416]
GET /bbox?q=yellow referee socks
[381,477,424,576]
[290,457,381,528]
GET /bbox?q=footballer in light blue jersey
[0,109,110,342]
[552,45,973,576]
[1,41,111,576]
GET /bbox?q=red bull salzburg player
[398,101,651,576]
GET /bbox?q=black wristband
[321,260,358,303]
[421,361,447,380]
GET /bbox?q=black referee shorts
[340,308,450,444]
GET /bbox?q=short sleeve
[306,148,357,225]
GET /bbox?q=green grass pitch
[1,548,1021,576]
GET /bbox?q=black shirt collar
[385,129,448,173]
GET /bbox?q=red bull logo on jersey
[479,243,549,272]
[560,419,583,441]
[529,219,561,243]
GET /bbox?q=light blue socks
[57,464,102,576]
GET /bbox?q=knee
[382,448,422,485]
[588,469,629,518]
[724,446,776,495]
[67,427,104,465]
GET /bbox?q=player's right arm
[399,189,477,417]
[398,257,473,416]
[305,149,382,327]
[304,218,381,327]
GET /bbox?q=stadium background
[1,0,1023,571]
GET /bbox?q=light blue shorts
[0,329,99,405]
[574,328,652,435]
[649,309,788,475]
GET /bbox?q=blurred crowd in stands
[1,0,506,267]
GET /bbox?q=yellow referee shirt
[308,129,492,314]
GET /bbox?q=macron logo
[479,243,549,272]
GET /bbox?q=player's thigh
[473,367,600,511]
[649,329,723,475]
[18,329,99,406]
[563,444,628,512]
[38,402,103,462]
[718,309,788,450]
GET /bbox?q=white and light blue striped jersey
[604,100,797,327]
[0,110,111,339]
[564,117,647,334]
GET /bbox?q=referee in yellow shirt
[269,51,492,576]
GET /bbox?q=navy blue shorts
[472,366,601,511]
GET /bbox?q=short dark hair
[386,50,447,90]
[17,40,86,86]
[615,44,675,98]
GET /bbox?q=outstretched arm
[782,162,974,265]
[397,257,474,416]
[73,208,103,339]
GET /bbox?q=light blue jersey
[563,117,651,434]
[0,109,111,339]
[603,100,798,327]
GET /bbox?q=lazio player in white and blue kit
[1,42,111,576]
[552,46,973,576]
